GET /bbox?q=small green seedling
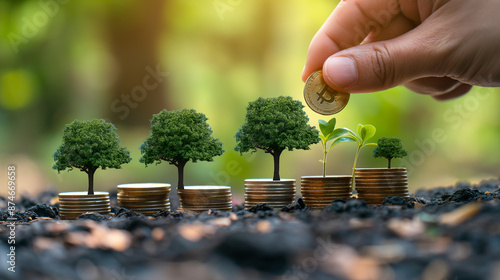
[373,136,408,168]
[318,117,350,177]
[140,109,224,190]
[53,119,131,195]
[343,124,377,189]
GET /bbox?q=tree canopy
[53,119,131,194]
[235,96,319,180]
[140,109,224,188]
[373,136,408,168]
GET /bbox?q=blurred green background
[1,0,499,201]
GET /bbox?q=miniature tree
[318,117,350,177]
[53,119,131,195]
[373,136,408,168]
[140,109,224,190]
[235,96,319,181]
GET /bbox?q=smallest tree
[373,136,408,168]
[53,119,131,195]
[140,109,224,190]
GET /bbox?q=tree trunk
[87,167,97,195]
[177,161,187,190]
[388,158,392,169]
[272,149,283,181]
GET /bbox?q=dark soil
[1,179,500,280]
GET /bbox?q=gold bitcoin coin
[304,70,350,115]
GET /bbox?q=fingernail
[325,57,357,88]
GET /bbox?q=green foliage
[235,96,319,154]
[140,109,224,166]
[373,136,408,168]
[318,117,350,176]
[53,119,131,194]
[343,124,377,147]
[343,124,378,189]
[234,96,319,180]
[53,119,131,173]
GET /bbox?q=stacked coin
[304,70,350,115]
[117,183,171,215]
[355,168,409,206]
[301,176,352,209]
[178,186,232,213]
[244,179,296,210]
[59,191,111,220]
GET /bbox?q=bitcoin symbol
[304,70,350,115]
[316,85,336,104]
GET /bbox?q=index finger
[301,0,402,82]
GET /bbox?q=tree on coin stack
[301,117,353,210]
[140,109,231,212]
[373,137,408,169]
[139,109,224,190]
[235,96,319,210]
[53,119,131,219]
[355,136,410,206]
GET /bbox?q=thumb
[322,30,441,93]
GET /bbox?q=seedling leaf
[318,119,329,136]
[361,124,376,141]
[328,136,355,151]
[327,128,349,142]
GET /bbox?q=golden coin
[117,194,167,199]
[301,195,351,200]
[180,208,232,213]
[125,206,171,210]
[60,209,111,215]
[119,203,170,209]
[60,201,111,206]
[117,183,170,189]
[59,204,110,209]
[59,191,109,198]
[118,199,168,204]
[304,70,350,115]
[60,208,111,213]
[179,186,231,192]
[180,193,232,199]
[181,203,232,209]
[355,168,407,172]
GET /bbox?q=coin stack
[59,191,111,220]
[301,176,352,209]
[178,186,232,213]
[355,168,409,206]
[303,70,350,115]
[244,179,296,210]
[117,183,171,215]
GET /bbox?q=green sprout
[318,117,350,177]
[53,119,131,195]
[343,124,377,189]
[372,136,408,168]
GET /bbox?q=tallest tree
[235,96,319,181]
[53,119,131,195]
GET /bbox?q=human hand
[302,0,500,100]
